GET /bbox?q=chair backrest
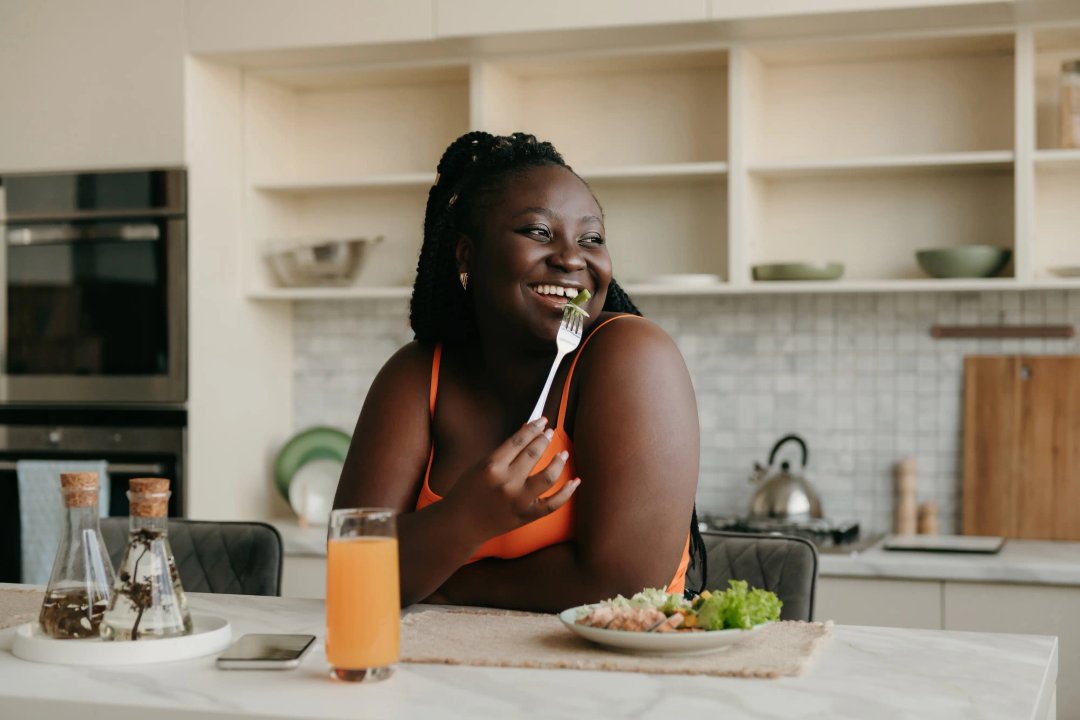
[685,530,818,621]
[100,518,283,597]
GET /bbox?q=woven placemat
[402,609,833,678]
[0,588,43,630]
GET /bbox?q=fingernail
[532,416,548,428]
[544,429,554,440]
[558,450,569,461]
[570,478,581,489]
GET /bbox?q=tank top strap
[556,314,643,429]
[429,343,443,418]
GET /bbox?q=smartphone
[216,633,316,670]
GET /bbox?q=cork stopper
[128,477,170,517]
[60,472,99,509]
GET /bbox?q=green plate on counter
[752,262,844,281]
[273,427,351,500]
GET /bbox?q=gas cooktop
[701,515,879,553]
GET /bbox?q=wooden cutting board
[963,356,1080,540]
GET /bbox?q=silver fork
[527,303,585,423]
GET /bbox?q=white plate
[11,613,231,666]
[288,458,342,526]
[558,606,762,656]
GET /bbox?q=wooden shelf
[747,151,1013,177]
[579,162,728,182]
[245,277,1080,301]
[247,285,412,300]
[253,173,435,192]
[1033,149,1080,171]
[251,163,729,192]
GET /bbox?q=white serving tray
[11,613,231,666]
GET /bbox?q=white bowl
[265,236,382,287]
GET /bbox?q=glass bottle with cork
[101,477,192,640]
[38,471,116,639]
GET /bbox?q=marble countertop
[0,588,1058,719]
[819,538,1080,586]
[272,519,1080,587]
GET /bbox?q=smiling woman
[333,132,704,612]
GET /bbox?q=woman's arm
[434,318,700,610]
[333,342,578,606]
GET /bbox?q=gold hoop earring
[459,272,469,291]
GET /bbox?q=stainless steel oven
[0,168,186,404]
[0,405,185,582]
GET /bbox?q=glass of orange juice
[326,508,400,682]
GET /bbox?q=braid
[602,278,642,316]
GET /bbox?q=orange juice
[326,536,400,671]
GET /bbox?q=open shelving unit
[236,22,1080,300]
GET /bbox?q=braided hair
[409,131,706,594]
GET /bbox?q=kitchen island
[0,589,1058,720]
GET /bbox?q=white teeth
[535,285,575,298]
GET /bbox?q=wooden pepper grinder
[917,501,940,535]
[894,458,918,535]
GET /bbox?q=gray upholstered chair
[100,518,283,597]
[685,530,819,621]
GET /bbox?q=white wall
[0,0,186,172]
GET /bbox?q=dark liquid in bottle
[39,588,108,639]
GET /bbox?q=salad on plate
[574,580,782,633]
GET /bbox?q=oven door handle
[6,223,160,245]
[0,460,165,475]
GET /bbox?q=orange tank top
[415,314,690,594]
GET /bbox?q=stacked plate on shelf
[273,427,351,526]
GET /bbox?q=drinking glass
[326,508,400,682]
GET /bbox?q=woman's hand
[443,417,579,545]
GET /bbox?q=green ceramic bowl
[915,246,1011,279]
[752,262,844,281]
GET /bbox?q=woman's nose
[548,237,586,271]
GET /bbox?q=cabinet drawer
[816,577,942,628]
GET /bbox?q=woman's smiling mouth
[529,283,586,313]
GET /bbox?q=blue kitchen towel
[17,460,110,585]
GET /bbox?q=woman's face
[462,163,612,346]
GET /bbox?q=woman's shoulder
[584,313,677,353]
[576,313,685,377]
[371,340,437,393]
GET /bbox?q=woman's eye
[523,226,550,239]
[580,234,605,246]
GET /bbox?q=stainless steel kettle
[748,434,823,521]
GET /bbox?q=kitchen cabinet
[0,0,185,172]
[220,17,1080,301]
[185,0,434,54]
[434,0,709,38]
[281,555,328,599]
[815,576,943,629]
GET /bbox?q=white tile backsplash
[293,290,1080,537]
